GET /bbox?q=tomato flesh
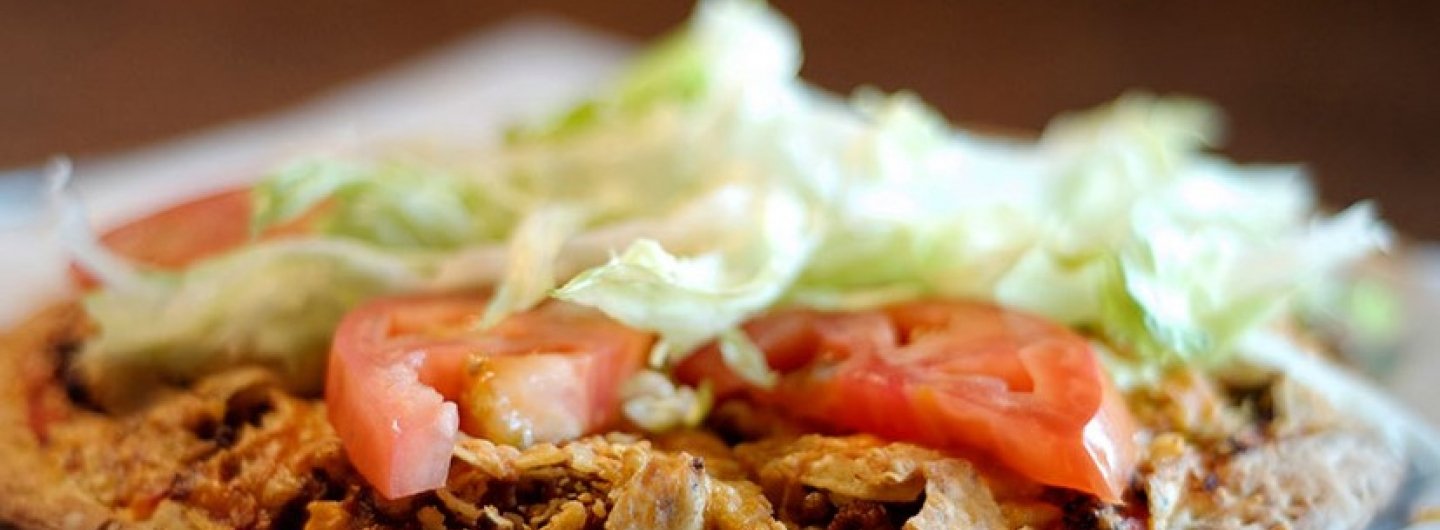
[326,294,650,499]
[676,300,1138,501]
[463,354,595,447]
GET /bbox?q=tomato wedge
[71,187,314,288]
[676,300,1138,502]
[325,294,651,499]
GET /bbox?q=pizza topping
[907,460,1010,530]
[733,434,1010,529]
[603,450,710,530]
[679,300,1140,502]
[76,238,433,409]
[71,188,252,288]
[69,186,321,289]
[324,294,649,498]
[618,369,713,433]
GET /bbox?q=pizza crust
[0,304,115,529]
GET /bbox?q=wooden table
[3,1,1437,237]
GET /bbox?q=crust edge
[0,305,114,530]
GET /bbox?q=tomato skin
[675,300,1139,502]
[326,294,650,499]
[326,346,460,499]
[71,187,315,288]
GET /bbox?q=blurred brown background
[3,1,1438,237]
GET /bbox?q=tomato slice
[325,294,651,499]
[675,300,1138,502]
[71,187,314,288]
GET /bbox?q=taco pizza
[1,2,1434,529]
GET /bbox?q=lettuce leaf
[553,188,817,381]
[480,204,588,327]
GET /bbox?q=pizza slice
[2,1,1433,529]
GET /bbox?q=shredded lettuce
[252,158,516,249]
[71,0,1390,400]
[48,158,142,289]
[619,371,714,433]
[508,0,798,143]
[553,187,817,377]
[76,240,433,408]
[480,204,587,327]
